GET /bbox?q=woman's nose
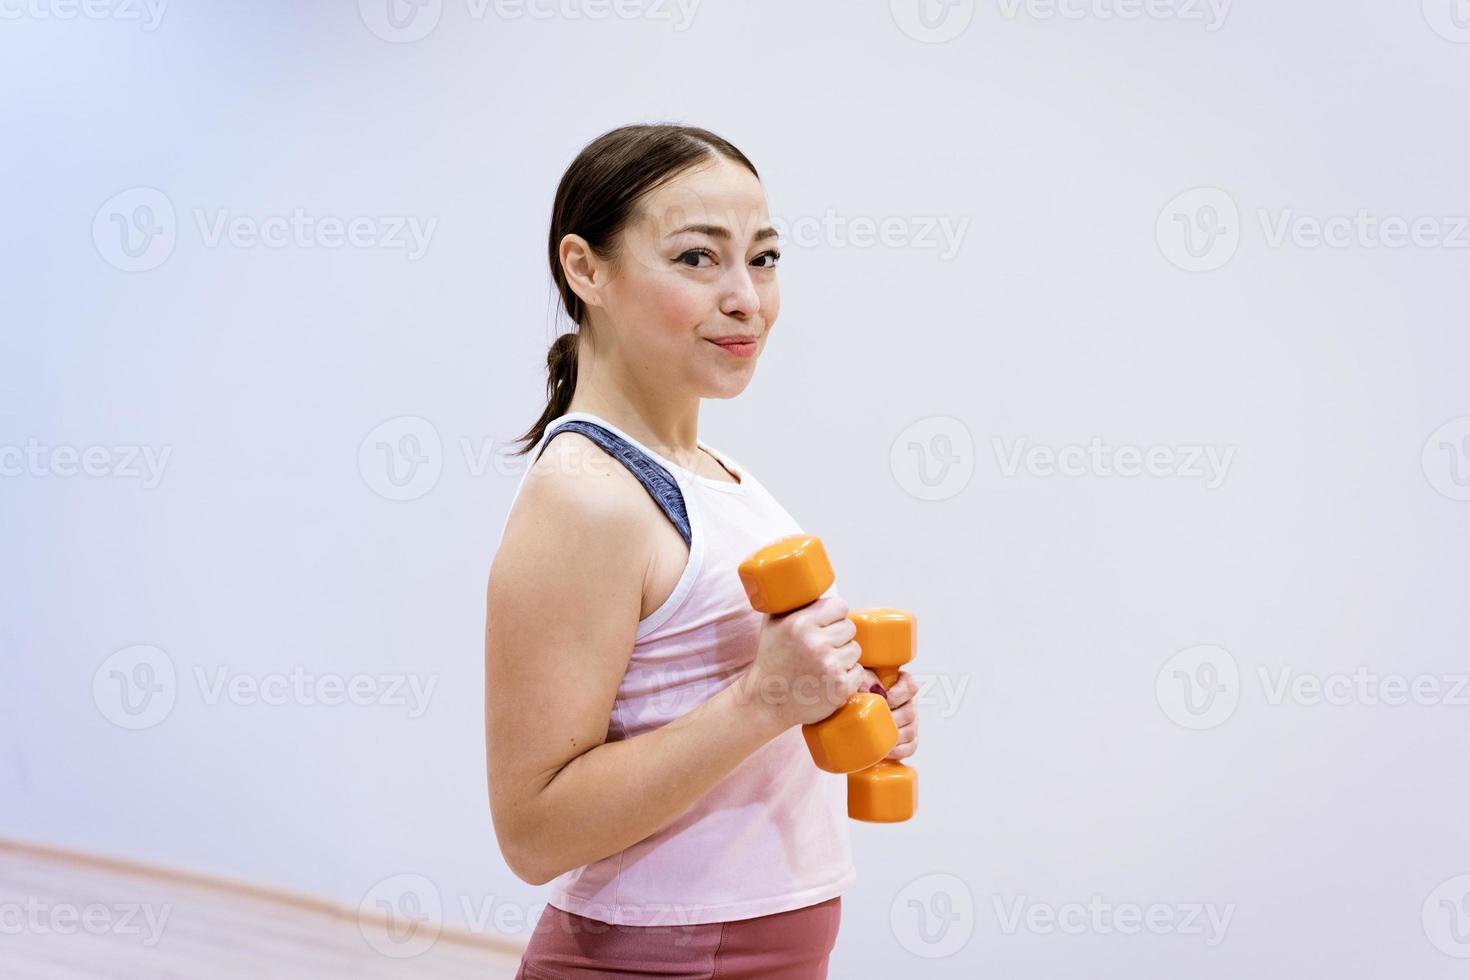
[719,266,761,319]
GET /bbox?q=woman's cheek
[651,281,712,331]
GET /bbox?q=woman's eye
[753,249,781,269]
[676,248,716,267]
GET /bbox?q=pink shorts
[514,896,842,979]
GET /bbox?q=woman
[485,123,919,979]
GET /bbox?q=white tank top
[500,410,855,926]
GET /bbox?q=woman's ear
[559,233,606,315]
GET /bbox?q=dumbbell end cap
[849,608,917,669]
[738,534,835,614]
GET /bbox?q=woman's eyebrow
[668,222,780,242]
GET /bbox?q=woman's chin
[700,368,756,400]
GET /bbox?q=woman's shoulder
[490,433,656,618]
[511,430,652,529]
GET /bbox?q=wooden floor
[0,840,525,979]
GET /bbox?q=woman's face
[586,156,781,400]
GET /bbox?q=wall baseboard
[0,834,528,958]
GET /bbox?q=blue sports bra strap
[536,420,692,548]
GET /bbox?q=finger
[821,615,858,646]
[885,739,916,761]
[856,667,888,699]
[884,671,918,707]
[889,702,917,728]
[882,675,917,705]
[808,595,851,628]
[839,660,868,698]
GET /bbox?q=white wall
[4,1,1470,976]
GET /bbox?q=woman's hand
[874,670,919,761]
[741,595,869,731]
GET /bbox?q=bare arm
[484,442,787,886]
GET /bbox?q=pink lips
[709,338,757,358]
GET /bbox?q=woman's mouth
[708,337,758,358]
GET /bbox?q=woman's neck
[564,390,701,464]
[564,330,705,465]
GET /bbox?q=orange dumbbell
[737,534,901,777]
[847,609,918,823]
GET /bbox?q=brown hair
[507,123,760,456]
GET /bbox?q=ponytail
[509,331,580,458]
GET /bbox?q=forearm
[509,672,785,884]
